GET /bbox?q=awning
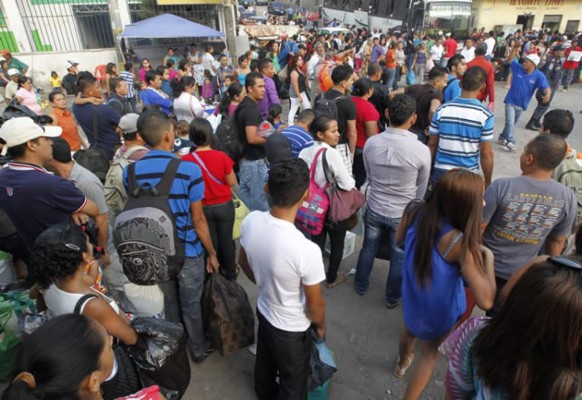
[120,13,224,38]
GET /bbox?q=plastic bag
[127,317,191,399]
[406,70,416,85]
[308,330,337,391]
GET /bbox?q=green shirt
[7,57,28,74]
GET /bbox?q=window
[542,15,562,32]
[565,20,580,33]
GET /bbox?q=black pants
[312,218,347,284]
[255,310,312,400]
[203,200,237,280]
[530,88,556,124]
[352,148,366,190]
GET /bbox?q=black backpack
[215,115,243,162]
[313,92,346,121]
[73,105,110,183]
[112,158,185,285]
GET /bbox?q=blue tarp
[120,13,224,39]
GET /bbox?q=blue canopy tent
[119,14,224,38]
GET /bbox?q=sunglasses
[547,256,582,271]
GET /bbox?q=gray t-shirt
[70,161,108,215]
[483,176,577,280]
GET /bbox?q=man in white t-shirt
[484,31,496,60]
[239,158,326,400]
[460,38,476,63]
[201,45,217,76]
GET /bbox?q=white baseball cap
[64,60,79,70]
[0,117,62,156]
[7,68,19,76]
[525,53,540,66]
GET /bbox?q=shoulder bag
[295,147,329,235]
[322,150,365,224]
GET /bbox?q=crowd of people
[0,20,582,400]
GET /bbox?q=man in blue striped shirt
[119,62,137,112]
[123,110,218,363]
[281,109,315,157]
[428,66,494,188]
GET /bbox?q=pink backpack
[295,148,329,235]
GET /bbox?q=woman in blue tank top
[393,169,497,400]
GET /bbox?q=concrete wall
[473,0,582,32]
[17,48,118,89]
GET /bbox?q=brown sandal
[393,353,415,378]
[326,273,347,288]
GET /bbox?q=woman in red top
[351,78,380,188]
[182,119,238,280]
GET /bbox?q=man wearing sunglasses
[482,134,577,314]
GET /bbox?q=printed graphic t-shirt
[483,176,577,280]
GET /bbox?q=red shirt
[564,46,582,70]
[182,149,234,206]
[352,96,380,149]
[444,38,458,58]
[467,55,495,103]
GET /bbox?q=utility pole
[223,0,238,63]
[108,0,126,64]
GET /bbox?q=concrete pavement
[186,81,582,400]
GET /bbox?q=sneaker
[533,120,541,128]
[497,138,507,146]
[192,347,215,363]
[525,122,538,131]
[504,142,516,152]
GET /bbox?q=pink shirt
[16,88,42,114]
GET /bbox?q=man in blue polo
[72,72,121,160]
[497,44,551,152]
[123,109,219,363]
[0,117,99,259]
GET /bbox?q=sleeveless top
[238,73,247,86]
[44,284,121,317]
[290,70,307,97]
[416,51,427,65]
[402,222,466,340]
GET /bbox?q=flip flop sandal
[393,353,415,378]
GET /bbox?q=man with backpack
[541,109,582,221]
[314,64,357,171]
[104,113,148,215]
[121,110,219,363]
[106,78,131,117]
[72,72,121,160]
[235,72,269,212]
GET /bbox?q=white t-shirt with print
[240,211,326,332]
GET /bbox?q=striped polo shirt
[281,125,314,158]
[123,150,205,257]
[430,97,494,172]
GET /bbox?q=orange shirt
[385,49,397,69]
[51,108,81,151]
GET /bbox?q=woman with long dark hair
[172,76,205,123]
[442,256,582,399]
[394,169,496,399]
[216,82,245,118]
[287,53,311,125]
[15,76,41,114]
[138,58,152,83]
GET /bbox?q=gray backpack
[313,92,346,121]
[113,158,184,285]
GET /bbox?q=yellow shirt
[50,77,61,88]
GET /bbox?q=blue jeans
[239,158,269,212]
[355,208,405,303]
[384,68,396,90]
[500,103,524,145]
[159,255,209,358]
